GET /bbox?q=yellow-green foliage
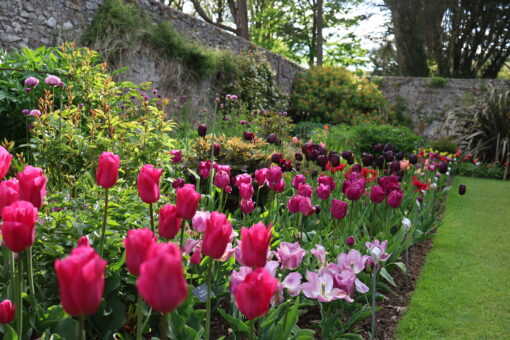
[289,66,390,125]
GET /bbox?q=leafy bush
[429,76,448,88]
[293,121,327,140]
[455,161,506,179]
[430,137,458,154]
[446,85,510,164]
[289,66,390,125]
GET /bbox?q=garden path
[395,176,510,339]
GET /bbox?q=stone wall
[0,0,303,97]
[379,77,510,139]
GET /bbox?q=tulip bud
[402,217,412,231]
[287,196,302,213]
[346,236,355,246]
[172,178,185,189]
[1,200,38,253]
[240,199,254,214]
[176,184,201,220]
[295,153,303,161]
[0,178,19,212]
[198,124,207,137]
[137,164,163,204]
[330,199,348,219]
[17,166,46,209]
[0,146,13,181]
[124,228,155,276]
[458,184,466,195]
[55,243,107,316]
[362,153,373,166]
[202,211,232,259]
[271,153,283,164]
[0,300,15,324]
[213,144,221,157]
[235,268,277,320]
[159,204,182,239]
[387,189,403,208]
[241,222,272,268]
[96,152,120,188]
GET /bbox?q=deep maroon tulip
[438,161,448,174]
[387,190,403,208]
[316,155,328,167]
[396,151,404,161]
[267,133,280,145]
[198,124,207,137]
[54,242,107,316]
[202,211,232,259]
[376,155,385,168]
[17,166,46,209]
[314,205,320,214]
[0,178,19,212]
[384,151,395,162]
[330,199,348,219]
[137,164,163,204]
[0,300,15,324]
[409,154,418,164]
[172,178,185,189]
[384,144,393,152]
[96,152,120,188]
[235,268,277,320]
[170,150,182,164]
[458,184,466,195]
[317,183,331,200]
[370,185,386,204]
[271,153,283,164]
[346,156,355,165]
[213,144,221,157]
[362,153,373,166]
[374,144,383,153]
[390,161,400,172]
[240,199,254,214]
[280,159,293,172]
[295,153,303,161]
[0,146,12,181]
[123,228,155,276]
[159,204,182,239]
[137,242,188,314]
[243,131,255,141]
[176,184,201,220]
[351,163,362,173]
[378,175,400,194]
[1,200,38,253]
[311,169,318,177]
[241,222,272,268]
[346,236,355,246]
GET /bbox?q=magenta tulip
[176,184,201,220]
[123,228,155,276]
[239,182,254,200]
[387,190,403,208]
[317,183,331,200]
[159,204,182,239]
[201,211,232,259]
[0,300,15,324]
[17,166,46,209]
[137,164,162,204]
[1,200,38,253]
[0,146,12,181]
[241,222,272,268]
[240,199,254,214]
[0,179,19,212]
[235,268,277,320]
[330,199,348,219]
[369,185,386,204]
[96,152,120,188]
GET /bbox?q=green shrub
[455,161,506,179]
[429,76,448,88]
[289,66,390,125]
[351,124,422,155]
[293,122,327,140]
[430,137,458,154]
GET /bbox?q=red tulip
[137,164,163,204]
[17,166,46,209]
[0,300,15,324]
[330,199,348,219]
[369,185,386,204]
[54,242,107,316]
[137,242,188,314]
[1,200,38,253]
[241,222,272,268]
[0,179,19,212]
[158,204,182,239]
[176,184,201,220]
[0,146,12,181]
[96,152,120,188]
[202,211,232,259]
[235,268,277,320]
[123,228,155,276]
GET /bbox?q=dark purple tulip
[295,153,303,161]
[362,153,373,166]
[438,161,448,174]
[329,152,340,166]
[395,170,404,181]
[341,150,353,160]
[302,144,311,154]
[346,236,355,246]
[390,161,400,172]
[271,153,283,164]
[213,144,221,157]
[314,205,320,214]
[198,124,207,137]
[409,154,418,164]
[281,160,293,172]
[243,131,255,141]
[316,155,328,167]
[267,133,279,145]
[396,151,404,161]
[458,184,466,195]
[172,178,185,189]
[417,196,423,204]
[347,156,355,165]
[311,169,318,177]
[351,163,362,173]
[384,144,393,152]
[374,144,384,154]
[384,151,395,162]
[317,146,327,156]
[376,155,385,168]
[294,163,301,171]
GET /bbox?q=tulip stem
[27,247,36,300]
[205,258,214,340]
[78,315,85,340]
[136,292,143,340]
[160,313,168,340]
[99,188,109,258]
[16,256,23,338]
[9,251,15,301]
[179,221,186,250]
[371,266,378,340]
[149,203,155,233]
[249,319,255,340]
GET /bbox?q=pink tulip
[369,185,385,204]
[300,271,352,303]
[292,174,306,189]
[192,210,210,232]
[299,196,315,216]
[1,200,38,253]
[276,242,305,270]
[199,161,212,178]
[0,179,19,212]
[287,195,302,213]
[214,170,230,189]
[95,152,120,188]
[297,183,313,197]
[387,189,403,208]
[0,146,12,181]
[235,268,278,320]
[269,179,285,193]
[239,199,254,214]
[316,183,331,200]
[17,166,46,209]
[201,211,232,259]
[254,168,268,186]
[170,150,182,163]
[123,228,155,276]
[176,184,201,220]
[241,222,272,268]
[266,166,282,184]
[158,204,182,239]
[239,182,254,200]
[137,164,163,204]
[318,175,336,190]
[0,300,15,324]
[330,199,348,219]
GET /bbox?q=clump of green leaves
[429,76,448,88]
[289,66,390,125]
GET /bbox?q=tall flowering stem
[371,267,377,340]
[179,221,186,249]
[99,188,109,257]
[249,319,256,340]
[149,203,155,233]
[27,247,36,299]
[16,255,23,338]
[160,313,168,340]
[205,257,214,340]
[136,292,143,340]
[78,315,85,340]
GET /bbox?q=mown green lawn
[396,176,510,340]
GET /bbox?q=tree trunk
[316,0,324,66]
[237,0,250,40]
